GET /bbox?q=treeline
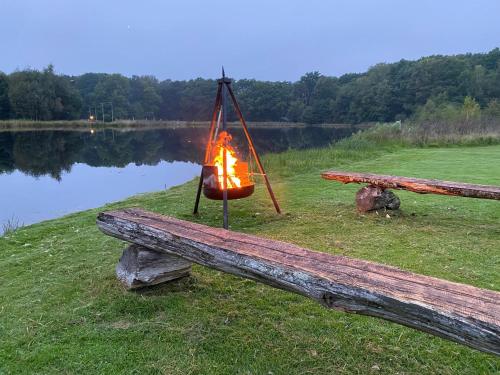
[0,49,499,123]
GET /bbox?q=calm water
[0,126,355,233]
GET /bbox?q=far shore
[0,119,370,132]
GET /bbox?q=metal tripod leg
[193,83,223,215]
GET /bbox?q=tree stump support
[116,243,192,289]
[355,185,401,212]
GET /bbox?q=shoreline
[0,120,368,132]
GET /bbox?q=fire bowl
[203,184,255,200]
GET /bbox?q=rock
[384,190,401,210]
[116,244,192,289]
[355,185,401,212]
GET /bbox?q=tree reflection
[0,126,354,180]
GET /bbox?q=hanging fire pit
[193,68,280,228]
[202,131,255,200]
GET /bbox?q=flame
[212,131,241,189]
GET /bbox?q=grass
[355,120,500,148]
[1,216,23,236]
[0,140,499,374]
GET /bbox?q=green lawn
[1,144,499,374]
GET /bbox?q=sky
[1,0,499,82]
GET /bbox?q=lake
[0,125,356,233]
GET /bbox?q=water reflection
[1,161,200,230]
[0,126,355,180]
[0,126,355,232]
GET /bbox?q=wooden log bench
[321,170,500,212]
[96,208,500,356]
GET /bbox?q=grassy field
[1,141,499,374]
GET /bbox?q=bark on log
[116,244,191,289]
[321,170,500,200]
[96,208,500,355]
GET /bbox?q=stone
[355,185,401,212]
[116,244,192,289]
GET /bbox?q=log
[116,244,192,289]
[96,208,500,355]
[321,170,500,200]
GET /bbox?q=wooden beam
[321,170,500,200]
[96,208,500,355]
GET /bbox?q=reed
[1,216,22,236]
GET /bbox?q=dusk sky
[2,0,499,81]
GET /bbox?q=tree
[52,74,82,120]
[93,74,130,120]
[177,78,217,121]
[8,69,47,120]
[413,94,461,123]
[8,66,81,120]
[462,96,480,121]
[76,73,106,118]
[286,100,305,122]
[0,72,10,119]
[293,72,321,106]
[158,80,185,120]
[235,80,292,122]
[129,76,162,119]
[484,99,500,118]
[303,76,338,124]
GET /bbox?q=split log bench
[96,208,500,356]
[321,170,500,212]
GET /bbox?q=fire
[212,131,246,189]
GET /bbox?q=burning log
[202,131,255,200]
[97,208,500,355]
[202,165,255,200]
